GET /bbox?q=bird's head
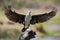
[26,11,31,16]
[29,11,31,15]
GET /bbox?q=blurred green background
[0,0,60,40]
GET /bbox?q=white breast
[25,12,32,28]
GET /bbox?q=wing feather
[31,8,57,24]
[4,6,25,24]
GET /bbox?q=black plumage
[4,6,57,24]
[4,6,25,24]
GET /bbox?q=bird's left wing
[30,8,57,24]
[4,6,25,24]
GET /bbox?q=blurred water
[31,36,60,40]
[0,36,60,40]
[31,24,60,40]
[45,24,60,31]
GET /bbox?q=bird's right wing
[4,6,25,24]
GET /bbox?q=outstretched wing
[30,8,57,24]
[4,6,25,24]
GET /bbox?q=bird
[4,6,57,25]
[4,6,57,32]
[4,6,57,40]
